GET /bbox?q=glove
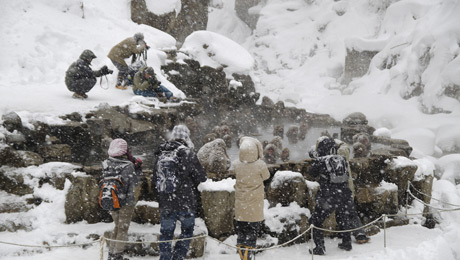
[134,158,143,171]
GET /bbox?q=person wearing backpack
[308,136,358,255]
[152,125,207,260]
[100,138,142,260]
[233,137,270,260]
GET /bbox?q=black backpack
[323,155,349,184]
[99,161,128,211]
[155,148,181,194]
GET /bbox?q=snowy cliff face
[233,0,460,112]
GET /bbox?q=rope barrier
[408,182,460,208]
[312,215,384,233]
[207,225,313,252]
[407,189,460,211]
[102,234,207,244]
[0,239,100,248]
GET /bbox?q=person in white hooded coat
[233,137,270,260]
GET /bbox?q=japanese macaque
[222,134,232,148]
[273,125,284,138]
[220,125,231,137]
[320,130,331,138]
[286,126,299,144]
[262,140,269,149]
[353,133,371,151]
[271,136,283,151]
[202,133,217,144]
[281,147,290,162]
[353,142,368,158]
[298,122,308,141]
[263,143,279,164]
[185,116,199,136]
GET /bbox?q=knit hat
[170,125,194,148]
[108,138,128,157]
[144,67,154,76]
[134,32,144,42]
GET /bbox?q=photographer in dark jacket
[308,137,357,255]
[152,125,207,260]
[65,49,112,99]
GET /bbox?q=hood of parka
[238,136,263,163]
[79,49,96,63]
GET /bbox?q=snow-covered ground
[1,0,460,259]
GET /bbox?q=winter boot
[169,96,181,103]
[115,75,127,90]
[111,252,129,260]
[355,234,370,244]
[237,245,255,260]
[72,92,86,99]
[338,242,352,251]
[115,84,128,90]
[107,252,116,260]
[309,246,325,255]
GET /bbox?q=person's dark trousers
[337,212,366,239]
[234,220,261,248]
[133,85,173,99]
[351,214,366,237]
[67,78,96,94]
[234,221,260,260]
[159,211,195,260]
[310,187,355,249]
[110,59,128,86]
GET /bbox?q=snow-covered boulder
[1,112,23,132]
[355,181,399,219]
[385,156,418,204]
[197,139,231,180]
[266,171,307,208]
[263,201,310,244]
[198,178,235,239]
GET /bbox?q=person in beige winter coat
[233,136,270,260]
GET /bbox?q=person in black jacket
[152,125,207,260]
[308,137,357,255]
[65,49,112,99]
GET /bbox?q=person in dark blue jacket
[152,125,207,260]
[308,137,357,255]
